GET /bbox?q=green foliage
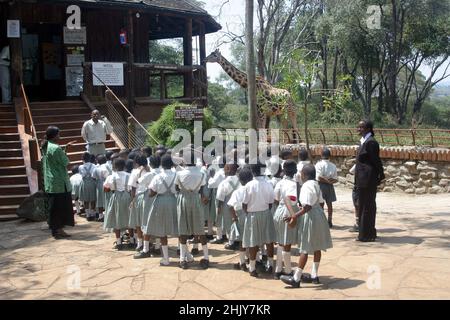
[146,103,213,148]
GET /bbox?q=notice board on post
[92,62,124,86]
[174,106,204,121]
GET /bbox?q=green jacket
[42,141,72,194]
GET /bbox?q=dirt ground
[0,186,449,300]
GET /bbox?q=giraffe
[204,49,299,142]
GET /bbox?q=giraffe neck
[218,56,248,88]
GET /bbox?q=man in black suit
[355,120,385,242]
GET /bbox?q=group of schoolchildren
[69,144,338,288]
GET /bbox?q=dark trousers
[357,186,378,240]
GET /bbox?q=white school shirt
[106,161,113,173]
[138,168,161,192]
[128,167,152,193]
[300,180,324,207]
[242,176,275,212]
[81,118,113,144]
[268,176,282,189]
[216,176,240,202]
[227,185,246,211]
[208,168,225,189]
[104,171,131,192]
[70,173,82,188]
[315,159,338,180]
[93,163,111,181]
[295,160,310,185]
[274,177,298,206]
[175,166,206,191]
[79,162,96,178]
[265,156,282,177]
[149,169,177,194]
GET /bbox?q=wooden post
[127,10,135,114]
[183,18,193,98]
[199,21,207,102]
[9,3,23,99]
[245,0,257,130]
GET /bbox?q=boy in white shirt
[295,148,310,186]
[315,148,338,228]
[69,165,83,216]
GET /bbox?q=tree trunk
[246,0,258,130]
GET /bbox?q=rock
[346,174,354,184]
[399,166,409,175]
[405,188,415,194]
[419,171,436,180]
[396,179,411,189]
[338,177,347,185]
[383,186,395,193]
[439,172,450,179]
[439,179,449,187]
[417,164,438,171]
[345,159,356,167]
[404,161,417,174]
[419,161,429,165]
[386,165,399,177]
[429,186,443,194]
[387,161,401,166]
[415,187,427,195]
[413,179,424,188]
[423,180,433,188]
[403,175,415,182]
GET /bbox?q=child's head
[128,151,140,161]
[238,167,253,186]
[105,150,114,161]
[110,152,119,162]
[113,158,126,172]
[90,153,97,164]
[97,154,107,165]
[135,154,148,167]
[125,159,134,173]
[71,165,80,175]
[301,164,316,182]
[283,160,297,178]
[249,160,265,177]
[148,155,161,169]
[142,146,152,158]
[322,147,331,160]
[119,149,129,160]
[82,152,91,163]
[224,163,238,176]
[161,155,173,170]
[298,148,308,161]
[280,148,293,161]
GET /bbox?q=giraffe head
[204,49,222,64]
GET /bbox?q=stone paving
[0,187,449,300]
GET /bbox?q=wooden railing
[20,84,41,170]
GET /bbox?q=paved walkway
[0,187,449,300]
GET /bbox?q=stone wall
[287,144,450,195]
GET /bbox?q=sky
[203,0,450,86]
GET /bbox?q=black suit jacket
[355,136,385,189]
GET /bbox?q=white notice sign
[63,27,87,44]
[7,20,20,38]
[92,62,124,86]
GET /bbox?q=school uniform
[103,171,131,230]
[295,160,310,185]
[103,163,113,211]
[144,169,178,237]
[206,167,225,224]
[78,162,97,203]
[138,168,160,233]
[273,176,299,246]
[128,167,150,229]
[227,185,246,242]
[216,176,240,237]
[297,180,333,254]
[242,176,276,248]
[315,159,338,203]
[93,163,110,209]
[70,173,82,200]
[176,167,206,236]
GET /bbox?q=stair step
[0,206,20,220]
[37,128,81,139]
[0,126,18,134]
[0,175,29,184]
[0,112,16,120]
[35,120,85,131]
[31,107,91,116]
[30,100,85,109]
[0,149,23,157]
[0,195,29,206]
[67,140,116,153]
[0,133,20,141]
[0,166,27,175]
[0,157,25,166]
[0,141,22,149]
[32,114,89,123]
[0,119,18,126]
[0,184,30,195]
[67,148,118,162]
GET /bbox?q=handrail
[20,83,41,161]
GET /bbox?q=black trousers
[357,185,378,240]
[48,189,75,234]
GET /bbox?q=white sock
[275,247,283,273]
[162,245,169,261]
[207,221,213,235]
[249,260,256,272]
[116,237,122,245]
[267,257,274,269]
[180,244,188,262]
[216,227,223,239]
[311,262,320,279]
[143,240,150,253]
[283,251,292,274]
[256,253,261,262]
[294,267,303,282]
[202,244,209,260]
[75,202,80,214]
[137,238,143,248]
[239,251,246,265]
[155,238,161,249]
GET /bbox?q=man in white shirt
[81,109,113,156]
[0,45,11,103]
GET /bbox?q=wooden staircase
[0,104,30,219]
[30,100,120,168]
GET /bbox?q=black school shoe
[280,275,300,288]
[233,263,248,272]
[151,247,162,256]
[301,274,320,284]
[134,251,151,259]
[191,248,200,256]
[199,259,209,270]
[86,216,96,222]
[113,242,125,251]
[179,261,189,269]
[224,242,240,251]
[206,234,214,241]
[249,270,258,278]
